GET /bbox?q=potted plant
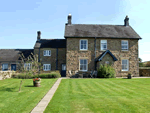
[127,72,132,79]
[33,78,41,87]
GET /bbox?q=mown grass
[45,78,150,113]
[0,78,57,113]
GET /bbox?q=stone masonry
[66,38,139,77]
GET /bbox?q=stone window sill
[79,50,88,51]
[121,71,129,73]
[121,50,129,52]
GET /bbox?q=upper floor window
[121,40,128,50]
[80,39,88,50]
[43,64,51,71]
[101,40,107,50]
[24,63,31,70]
[122,59,129,71]
[43,50,51,56]
[2,64,8,71]
[79,59,88,71]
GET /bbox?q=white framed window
[43,64,51,71]
[105,61,109,65]
[122,59,129,71]
[80,39,88,50]
[101,40,107,50]
[62,64,66,70]
[24,63,32,70]
[2,64,8,71]
[121,40,128,50]
[79,59,88,71]
[43,50,51,56]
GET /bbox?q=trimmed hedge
[12,71,61,79]
[97,64,116,78]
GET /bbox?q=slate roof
[0,49,34,62]
[95,50,118,62]
[65,24,141,39]
[34,39,66,48]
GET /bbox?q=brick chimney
[124,15,129,26]
[68,14,72,24]
[37,31,41,41]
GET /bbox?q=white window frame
[122,59,129,71]
[101,40,107,50]
[24,63,32,70]
[105,61,109,65]
[121,40,128,51]
[79,59,88,71]
[43,50,51,56]
[80,39,88,50]
[2,64,8,71]
[43,64,51,71]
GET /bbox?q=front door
[11,64,16,71]
[61,64,66,77]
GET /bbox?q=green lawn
[0,78,57,113]
[44,78,150,113]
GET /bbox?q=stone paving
[31,78,62,113]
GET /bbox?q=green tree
[139,58,142,63]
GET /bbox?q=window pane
[103,45,106,49]
[80,60,83,64]
[81,40,84,44]
[124,65,127,69]
[81,45,83,49]
[122,65,124,69]
[101,40,107,43]
[83,65,86,70]
[122,41,128,44]
[80,65,84,70]
[83,45,86,49]
[84,60,87,64]
[83,40,87,44]
[49,51,51,55]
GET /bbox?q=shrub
[11,71,61,79]
[139,63,144,67]
[38,72,61,78]
[97,64,116,78]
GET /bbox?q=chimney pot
[68,14,72,24]
[37,31,41,41]
[124,15,129,26]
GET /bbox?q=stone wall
[139,67,150,76]
[66,38,139,77]
[39,48,66,74]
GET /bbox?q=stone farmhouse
[0,14,142,77]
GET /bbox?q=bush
[12,71,61,79]
[38,72,61,78]
[139,63,144,67]
[97,64,116,78]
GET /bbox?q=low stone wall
[139,67,150,76]
[0,71,16,80]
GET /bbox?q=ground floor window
[122,59,129,71]
[79,59,88,71]
[24,63,31,70]
[2,64,8,71]
[43,64,51,71]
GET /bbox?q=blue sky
[0,0,149,62]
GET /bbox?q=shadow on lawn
[24,85,35,87]
[0,87,16,92]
